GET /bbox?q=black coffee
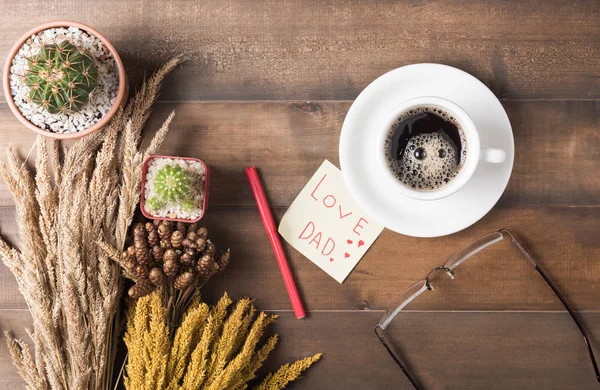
[384,106,467,191]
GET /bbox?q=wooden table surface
[0,1,599,389]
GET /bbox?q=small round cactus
[147,164,197,212]
[24,42,98,114]
[146,197,166,211]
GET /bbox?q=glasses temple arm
[535,265,600,382]
[503,230,600,382]
[375,325,423,390]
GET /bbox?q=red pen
[245,166,306,319]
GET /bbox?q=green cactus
[146,197,166,211]
[24,42,98,114]
[148,164,197,211]
[181,199,195,213]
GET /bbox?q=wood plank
[2,309,600,389]
[0,0,599,101]
[1,205,599,311]
[0,101,599,208]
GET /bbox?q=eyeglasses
[375,229,599,389]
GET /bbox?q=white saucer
[339,64,514,238]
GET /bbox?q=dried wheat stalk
[0,56,184,390]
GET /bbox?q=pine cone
[181,248,197,264]
[197,226,208,239]
[158,220,174,240]
[186,231,198,242]
[164,248,179,262]
[148,231,159,247]
[120,251,137,272]
[176,222,187,234]
[163,248,179,276]
[121,246,135,261]
[217,250,231,272]
[149,267,166,286]
[134,264,150,279]
[171,230,184,249]
[197,253,218,276]
[128,279,155,299]
[180,253,192,264]
[182,238,195,250]
[145,222,160,246]
[134,244,150,264]
[134,223,150,264]
[195,237,207,252]
[164,258,178,277]
[179,253,194,265]
[152,245,164,262]
[160,237,171,249]
[134,223,146,238]
[205,240,216,256]
[174,271,195,290]
[119,217,231,292]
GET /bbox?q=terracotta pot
[3,20,128,139]
[140,156,210,224]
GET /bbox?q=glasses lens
[378,280,428,330]
[443,231,504,271]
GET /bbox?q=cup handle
[481,147,506,164]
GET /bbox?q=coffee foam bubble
[393,106,462,128]
[384,106,467,191]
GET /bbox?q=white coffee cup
[375,96,506,201]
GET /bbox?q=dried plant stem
[254,353,323,390]
[124,292,322,390]
[0,56,185,390]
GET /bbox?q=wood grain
[1,204,599,311]
[1,309,600,389]
[0,101,598,208]
[0,0,598,101]
[0,1,598,388]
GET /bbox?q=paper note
[279,160,384,283]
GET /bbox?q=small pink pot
[140,156,210,224]
[3,20,129,139]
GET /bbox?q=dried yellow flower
[124,292,321,390]
[167,302,210,386]
[255,353,323,390]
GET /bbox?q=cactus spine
[24,42,98,114]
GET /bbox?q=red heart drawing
[344,253,350,258]
[358,240,365,248]
[330,257,334,262]
[347,239,353,244]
